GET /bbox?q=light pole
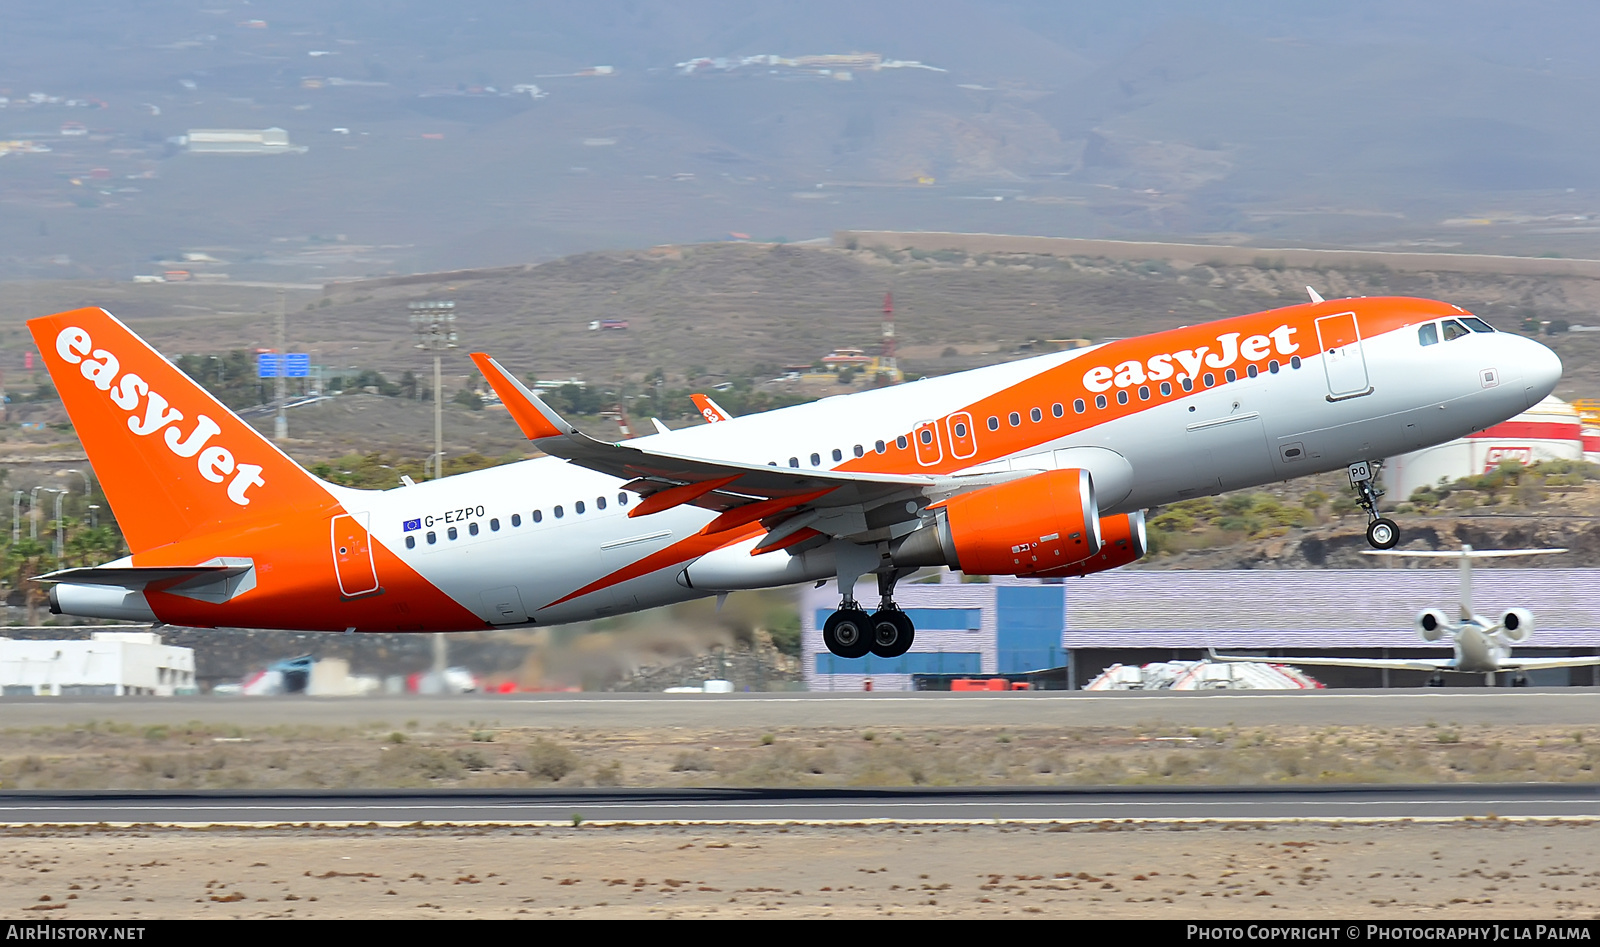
[67,468,92,502]
[408,301,457,481]
[29,486,59,542]
[11,490,22,544]
[88,504,100,530]
[53,489,67,559]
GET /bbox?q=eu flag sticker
[402,518,421,532]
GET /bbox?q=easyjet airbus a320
[31,295,1560,659]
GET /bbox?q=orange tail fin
[28,307,335,553]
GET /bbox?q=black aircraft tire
[869,610,916,659]
[823,608,873,659]
[1367,517,1400,549]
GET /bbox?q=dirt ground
[2,821,1597,919]
[3,720,1599,791]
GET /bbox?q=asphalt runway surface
[2,688,1598,729]
[1,784,1595,825]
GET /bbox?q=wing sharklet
[469,353,575,440]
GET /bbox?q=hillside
[4,239,1600,457]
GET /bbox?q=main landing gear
[1349,460,1399,550]
[821,568,916,659]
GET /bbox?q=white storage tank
[1384,396,1583,502]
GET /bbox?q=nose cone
[1520,336,1563,408]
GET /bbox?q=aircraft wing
[1208,649,1454,672]
[1497,655,1600,671]
[471,353,1026,537]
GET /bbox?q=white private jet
[1212,545,1600,685]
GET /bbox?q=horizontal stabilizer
[40,558,257,604]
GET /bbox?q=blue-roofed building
[799,569,1600,691]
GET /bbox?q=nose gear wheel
[1348,461,1400,549]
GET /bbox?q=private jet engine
[1032,511,1148,579]
[1416,608,1452,642]
[891,468,1101,576]
[1498,607,1534,642]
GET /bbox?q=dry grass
[0,719,1595,790]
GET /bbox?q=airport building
[801,569,1600,690]
[0,631,196,696]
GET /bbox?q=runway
[2,784,1595,825]
[2,688,1598,729]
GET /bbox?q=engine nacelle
[1416,608,1451,642]
[1498,607,1534,642]
[1032,511,1148,579]
[890,468,1101,576]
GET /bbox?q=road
[1,784,1595,825]
[2,688,1597,729]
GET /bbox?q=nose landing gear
[1349,460,1399,549]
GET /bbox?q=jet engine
[1416,608,1451,642]
[891,468,1101,576]
[1498,607,1534,642]
[1032,511,1148,579]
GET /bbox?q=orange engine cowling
[930,468,1102,576]
[1032,511,1147,578]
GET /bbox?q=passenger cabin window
[427,531,437,544]
[986,417,999,431]
[596,496,606,510]
[1029,407,1042,422]
[810,452,820,466]
[1116,390,1129,405]
[853,445,865,458]
[405,535,415,549]
[1442,319,1470,341]
[448,527,458,540]
[1418,323,1439,346]
[919,429,933,444]
[1160,382,1171,396]
[575,500,586,514]
[1073,399,1086,414]
[1008,411,1021,427]
[468,522,479,536]
[512,513,522,527]
[896,435,909,450]
[532,510,543,523]
[789,457,799,467]
[490,518,500,531]
[617,493,628,506]
[875,439,887,453]
[553,505,563,519]
[1461,316,1496,333]
[1095,394,1108,409]
[832,448,843,462]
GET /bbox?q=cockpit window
[1418,323,1439,346]
[1460,316,1496,333]
[1441,319,1470,341]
